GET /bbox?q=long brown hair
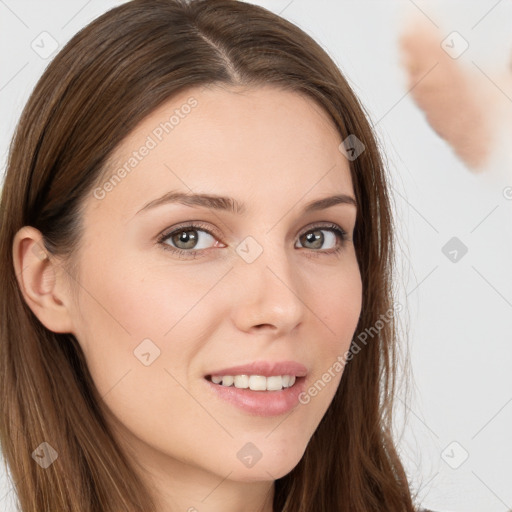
[0,0,419,510]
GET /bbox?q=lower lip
[204,377,306,417]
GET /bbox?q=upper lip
[206,361,308,378]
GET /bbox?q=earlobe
[12,226,75,334]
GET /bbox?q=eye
[295,224,348,255]
[157,222,349,259]
[157,222,223,259]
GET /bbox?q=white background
[1,1,511,511]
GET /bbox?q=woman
[0,0,434,510]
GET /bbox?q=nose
[230,243,306,336]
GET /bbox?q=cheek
[72,252,233,387]
[300,257,362,402]
[305,256,362,349]
[79,244,212,331]
[69,255,239,464]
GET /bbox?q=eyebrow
[135,190,357,216]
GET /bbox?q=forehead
[89,84,354,219]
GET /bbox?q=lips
[203,360,309,415]
[204,372,307,416]
[205,360,308,378]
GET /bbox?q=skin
[13,84,363,512]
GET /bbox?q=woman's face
[68,84,362,489]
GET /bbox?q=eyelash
[156,221,349,259]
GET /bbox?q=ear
[12,226,75,334]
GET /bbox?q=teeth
[221,375,234,386]
[249,375,266,390]
[265,376,282,391]
[209,374,297,391]
[234,375,249,388]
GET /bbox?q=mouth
[204,374,305,391]
[203,373,307,416]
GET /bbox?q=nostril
[254,324,274,330]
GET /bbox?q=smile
[206,374,297,391]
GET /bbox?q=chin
[226,445,306,483]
